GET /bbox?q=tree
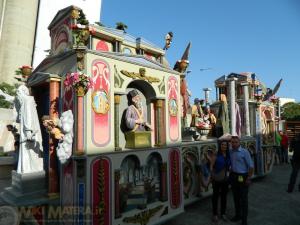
[0,82,17,108]
[115,22,128,32]
[281,102,300,121]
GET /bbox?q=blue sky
[100,0,300,102]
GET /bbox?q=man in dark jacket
[287,134,300,193]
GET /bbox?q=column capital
[203,88,212,91]
[156,99,164,108]
[114,95,121,104]
[240,82,250,86]
[228,77,238,82]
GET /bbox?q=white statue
[56,110,74,164]
[42,110,74,164]
[0,85,44,173]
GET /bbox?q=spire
[173,42,191,73]
[181,42,191,61]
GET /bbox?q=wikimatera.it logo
[0,205,103,224]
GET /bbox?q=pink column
[49,79,60,196]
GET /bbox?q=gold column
[114,95,121,151]
[155,99,164,146]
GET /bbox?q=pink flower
[89,27,96,35]
[72,73,80,83]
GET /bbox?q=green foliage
[0,82,17,108]
[281,102,300,121]
[115,22,128,32]
[78,9,89,25]
[95,21,105,27]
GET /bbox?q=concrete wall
[0,0,39,84]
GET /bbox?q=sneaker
[221,214,229,222]
[230,216,241,222]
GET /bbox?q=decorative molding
[114,65,124,88]
[76,51,85,71]
[158,77,165,94]
[120,68,160,83]
[169,149,181,209]
[123,205,163,225]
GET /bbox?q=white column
[229,78,237,136]
[241,82,251,136]
[203,88,212,107]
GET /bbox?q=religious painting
[247,141,258,175]
[144,153,163,204]
[263,146,274,173]
[182,148,199,199]
[260,106,275,145]
[91,90,110,114]
[119,155,145,212]
[198,145,216,194]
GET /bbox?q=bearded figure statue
[125,89,151,132]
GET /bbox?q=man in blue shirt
[229,136,254,225]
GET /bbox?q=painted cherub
[42,115,64,140]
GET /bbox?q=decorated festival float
[0,5,282,225]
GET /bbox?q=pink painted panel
[91,157,111,225]
[91,60,111,147]
[168,76,179,141]
[169,148,181,209]
[96,40,109,51]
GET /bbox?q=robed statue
[0,85,43,173]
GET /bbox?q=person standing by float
[287,133,300,193]
[211,135,231,223]
[280,130,289,164]
[229,136,254,225]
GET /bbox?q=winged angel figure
[42,110,74,164]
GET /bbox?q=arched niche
[261,107,274,145]
[145,152,163,203]
[145,152,162,181]
[120,155,141,185]
[183,151,198,199]
[119,80,157,149]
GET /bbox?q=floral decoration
[15,65,32,76]
[196,118,211,129]
[64,72,94,96]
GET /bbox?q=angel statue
[0,85,44,173]
[262,78,283,101]
[163,31,173,50]
[42,110,74,164]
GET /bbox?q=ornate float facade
[1,5,278,225]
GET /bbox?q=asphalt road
[166,164,300,225]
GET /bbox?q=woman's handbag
[212,168,226,182]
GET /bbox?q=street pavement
[165,164,300,225]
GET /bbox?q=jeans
[212,180,228,215]
[288,161,300,191]
[281,147,289,163]
[230,173,249,225]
